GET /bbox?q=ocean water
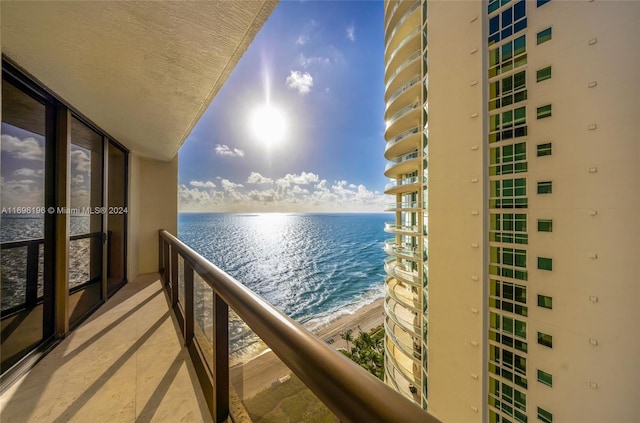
[178,213,388,330]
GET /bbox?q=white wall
[127,154,178,282]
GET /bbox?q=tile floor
[0,273,212,422]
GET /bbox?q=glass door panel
[0,80,51,372]
[68,117,103,328]
[106,141,127,296]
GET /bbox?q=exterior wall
[385,1,640,422]
[426,1,484,421]
[128,154,178,281]
[522,2,640,422]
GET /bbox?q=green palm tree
[341,328,354,351]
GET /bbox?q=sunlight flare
[250,104,287,147]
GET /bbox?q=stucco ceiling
[2,1,277,161]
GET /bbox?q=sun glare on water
[250,104,286,147]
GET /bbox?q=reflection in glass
[68,117,103,327]
[0,79,49,372]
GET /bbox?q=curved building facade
[382,0,428,409]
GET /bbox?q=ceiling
[2,1,277,161]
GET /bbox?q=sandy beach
[230,297,384,400]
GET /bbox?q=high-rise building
[383,1,640,422]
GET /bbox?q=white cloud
[178,171,388,213]
[189,180,217,188]
[71,174,85,189]
[286,71,314,95]
[299,53,331,68]
[70,148,91,173]
[346,24,355,41]
[247,172,273,184]
[277,172,319,188]
[295,35,309,45]
[1,179,44,208]
[14,168,43,177]
[215,144,245,157]
[1,134,44,160]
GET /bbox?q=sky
[178,1,389,213]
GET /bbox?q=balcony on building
[0,2,440,422]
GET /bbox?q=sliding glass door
[68,117,104,328]
[0,79,54,373]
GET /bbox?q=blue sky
[178,1,388,213]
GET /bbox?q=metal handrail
[159,230,438,423]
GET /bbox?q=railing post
[212,292,229,422]
[171,246,178,307]
[184,262,194,346]
[158,233,164,276]
[163,240,170,288]
[25,240,40,307]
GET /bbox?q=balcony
[384,150,420,178]
[385,126,421,160]
[384,176,425,195]
[384,201,426,212]
[384,257,421,287]
[384,26,420,81]
[0,231,439,422]
[385,0,421,54]
[384,102,421,143]
[385,75,421,118]
[383,238,426,261]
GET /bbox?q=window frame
[537,294,553,309]
[537,257,553,271]
[537,104,552,119]
[537,181,553,194]
[536,66,552,82]
[536,142,552,157]
[537,332,553,348]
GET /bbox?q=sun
[250,104,286,147]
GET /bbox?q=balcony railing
[385,201,427,211]
[386,75,421,109]
[385,176,426,192]
[158,230,438,423]
[385,26,420,74]
[386,101,420,130]
[385,50,420,90]
[385,151,420,172]
[385,0,421,51]
[1,232,101,316]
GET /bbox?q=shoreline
[230,297,385,400]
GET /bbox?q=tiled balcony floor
[0,273,212,423]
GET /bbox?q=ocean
[179,213,387,328]
[1,213,388,361]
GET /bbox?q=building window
[489,70,527,111]
[536,66,552,82]
[490,213,528,244]
[536,142,552,157]
[538,332,553,348]
[537,104,552,119]
[537,181,552,194]
[489,34,527,78]
[490,142,527,175]
[537,369,553,386]
[537,0,551,8]
[490,279,529,316]
[490,178,528,209]
[490,106,527,143]
[538,407,553,423]
[537,219,553,232]
[489,0,527,45]
[537,27,552,45]
[490,246,528,281]
[537,295,553,309]
[538,257,553,270]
